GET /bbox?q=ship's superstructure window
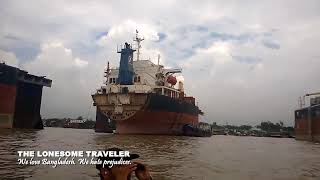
[316,109,320,117]
[109,77,117,84]
[295,109,308,119]
[311,106,320,117]
[134,76,141,83]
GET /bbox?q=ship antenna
[104,60,110,82]
[107,61,110,74]
[157,54,160,65]
[133,29,144,61]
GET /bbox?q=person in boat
[96,147,152,180]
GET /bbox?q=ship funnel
[117,42,136,85]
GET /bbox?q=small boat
[182,124,212,137]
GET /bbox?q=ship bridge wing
[163,68,182,75]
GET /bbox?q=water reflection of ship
[295,92,320,142]
[92,31,203,135]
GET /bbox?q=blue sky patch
[1,45,40,62]
[94,31,108,40]
[262,40,280,50]
[157,32,166,42]
[233,55,262,64]
[210,32,256,43]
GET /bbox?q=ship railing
[18,74,52,87]
[100,84,153,94]
[153,86,181,98]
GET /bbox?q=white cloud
[22,42,94,119]
[74,58,89,68]
[0,49,19,67]
[24,42,88,72]
[97,19,159,46]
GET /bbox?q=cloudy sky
[1,0,319,126]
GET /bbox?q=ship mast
[133,30,144,61]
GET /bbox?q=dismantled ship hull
[0,63,52,129]
[295,104,320,142]
[295,94,320,142]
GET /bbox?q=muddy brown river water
[0,127,319,180]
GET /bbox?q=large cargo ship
[295,92,320,142]
[0,63,52,129]
[92,32,203,135]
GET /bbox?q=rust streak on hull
[295,105,320,142]
[0,84,16,128]
[116,110,198,135]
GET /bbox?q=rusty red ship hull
[0,84,17,128]
[94,93,201,135]
[116,111,198,135]
[295,104,320,142]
